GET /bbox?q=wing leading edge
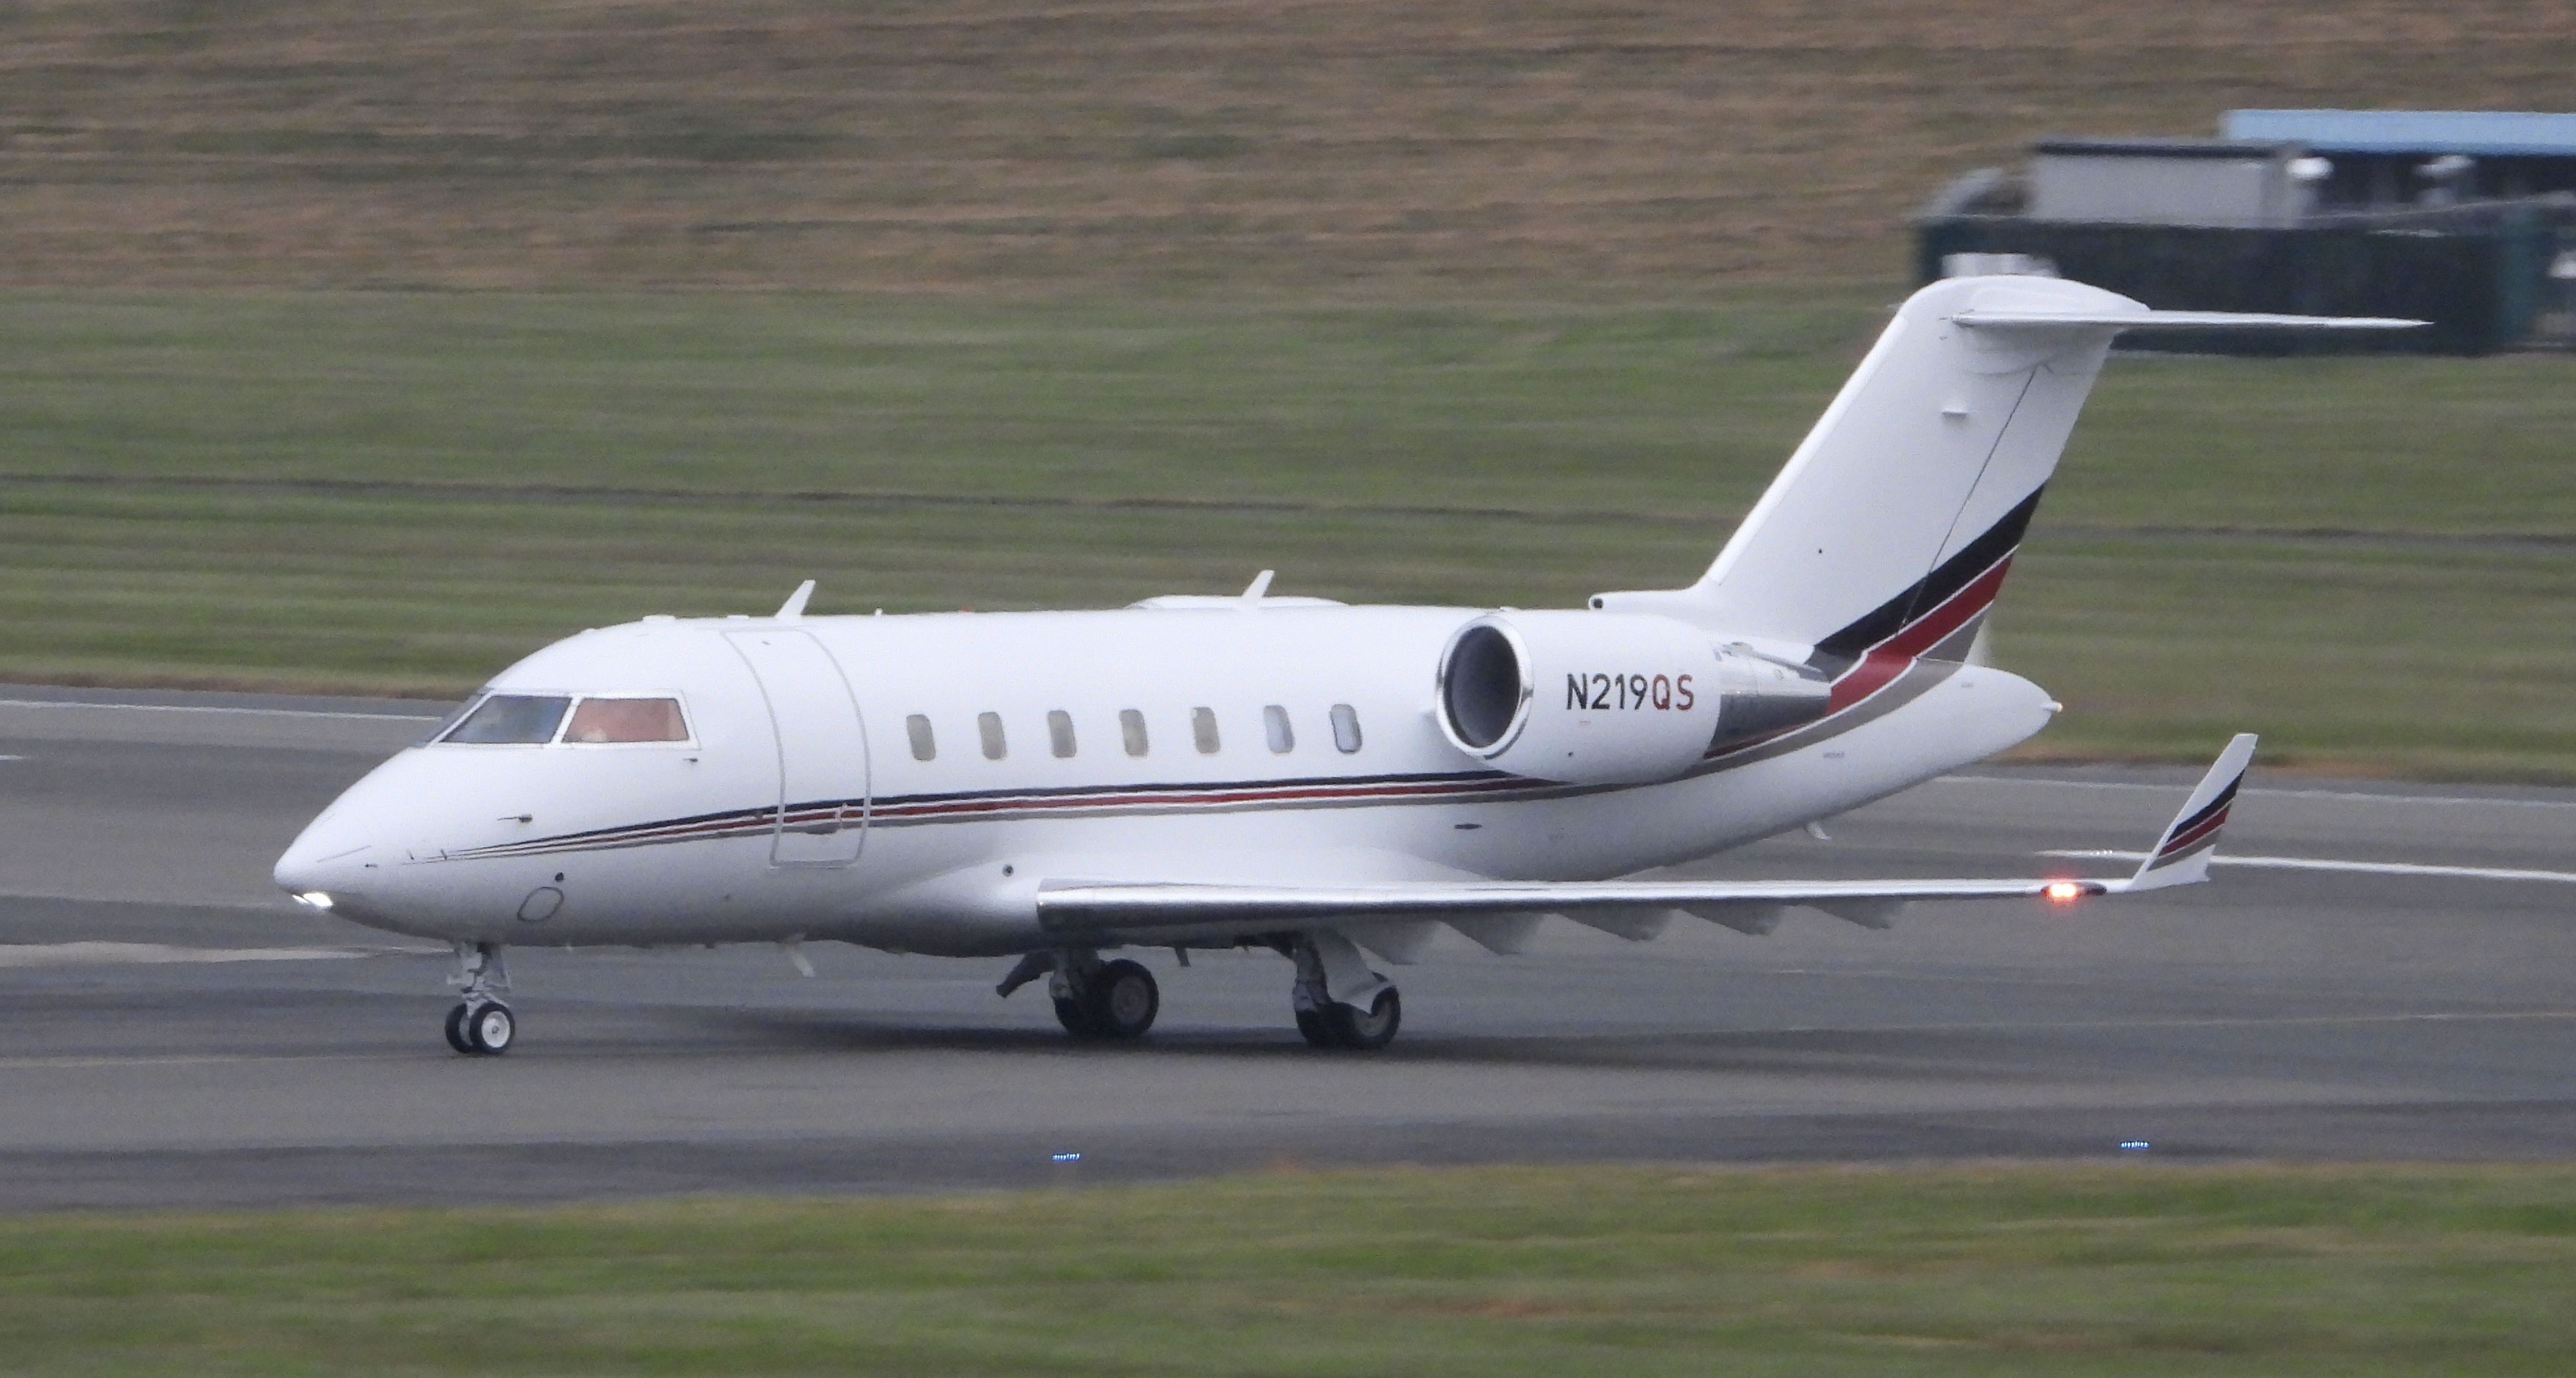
[1035,735,2258,938]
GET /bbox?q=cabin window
[1263,704,1295,754]
[441,694,571,745]
[1191,707,1220,754]
[564,696,689,744]
[978,712,1007,760]
[1119,709,1149,757]
[1330,703,1363,754]
[906,714,935,761]
[1047,709,1077,758]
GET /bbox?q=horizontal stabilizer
[1953,309,2424,332]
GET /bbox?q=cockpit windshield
[440,694,572,745]
[433,693,691,746]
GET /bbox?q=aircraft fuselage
[276,604,2055,957]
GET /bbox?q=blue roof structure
[2224,110,2576,158]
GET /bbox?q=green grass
[5,1164,2576,1375]
[1,289,2571,778]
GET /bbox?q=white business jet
[274,275,2413,1055]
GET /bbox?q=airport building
[1916,111,2576,354]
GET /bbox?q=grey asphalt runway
[3,684,2572,1210]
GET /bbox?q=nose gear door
[724,628,869,867]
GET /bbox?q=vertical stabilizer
[1594,276,2147,662]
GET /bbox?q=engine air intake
[1440,623,1526,750]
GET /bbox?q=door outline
[724,629,870,868]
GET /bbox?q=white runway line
[0,1053,412,1070]
[1937,775,2576,810]
[2045,850,2576,885]
[0,699,442,723]
[0,942,390,968]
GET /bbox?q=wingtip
[2122,734,2257,891]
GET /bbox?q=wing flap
[1034,874,2103,934]
[1031,735,2255,938]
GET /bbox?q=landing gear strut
[999,950,1160,1040]
[1289,933,1401,1051]
[444,941,515,1055]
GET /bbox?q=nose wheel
[444,942,516,1056]
[444,1000,516,1055]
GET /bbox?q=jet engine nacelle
[1434,611,1717,785]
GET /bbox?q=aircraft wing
[1036,735,2255,938]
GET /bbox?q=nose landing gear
[444,941,516,1056]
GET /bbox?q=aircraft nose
[274,780,408,911]
[273,828,375,907]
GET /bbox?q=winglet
[2120,733,2257,891]
[774,579,816,620]
[1239,569,1276,606]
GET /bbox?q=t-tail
[1594,277,2420,671]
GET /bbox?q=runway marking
[2045,850,2576,885]
[0,1053,413,1070]
[1778,1008,2576,1035]
[0,942,393,968]
[0,699,442,723]
[1937,775,2576,811]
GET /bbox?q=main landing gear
[444,941,516,1056]
[998,951,1160,1040]
[1288,932,1401,1051]
[996,936,1402,1050]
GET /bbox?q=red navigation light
[2043,880,2086,905]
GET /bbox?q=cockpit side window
[440,694,573,745]
[564,696,690,744]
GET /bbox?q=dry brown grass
[3,1,2570,292]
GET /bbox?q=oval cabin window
[1263,705,1294,754]
[978,712,1007,760]
[1047,709,1077,758]
[1119,709,1149,757]
[906,714,935,761]
[1329,703,1363,754]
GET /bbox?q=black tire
[443,1002,474,1055]
[1319,987,1401,1051]
[1052,995,1098,1038]
[1088,959,1159,1040]
[1293,1006,1333,1048]
[465,1001,515,1055]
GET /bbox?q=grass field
[3,4,2570,775]
[5,1164,2575,1376]
[2,290,2569,779]
[2,1,2572,291]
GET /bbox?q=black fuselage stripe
[1812,486,2046,667]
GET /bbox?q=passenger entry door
[724,629,869,867]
